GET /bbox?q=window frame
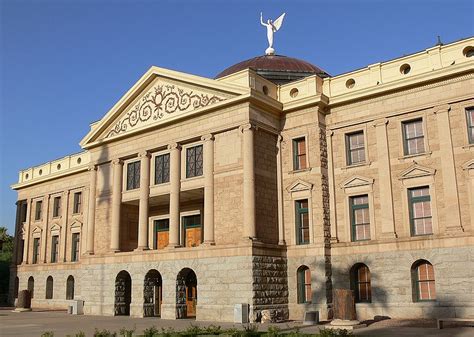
[34,200,43,221]
[351,263,372,303]
[412,260,436,302]
[45,276,54,299]
[50,235,59,263]
[345,131,366,166]
[73,192,82,214]
[295,199,310,245]
[466,107,474,145]
[185,144,204,179]
[32,237,40,264]
[297,266,312,304]
[71,233,80,262]
[402,118,425,156]
[154,152,170,185]
[350,195,371,242]
[292,137,308,171]
[408,186,433,237]
[181,211,203,247]
[125,160,141,191]
[52,196,61,218]
[153,218,170,249]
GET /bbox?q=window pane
[348,132,365,164]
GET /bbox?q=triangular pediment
[80,66,248,148]
[340,175,374,189]
[70,220,83,229]
[31,226,42,235]
[286,179,313,193]
[462,159,474,170]
[50,224,61,232]
[399,163,435,180]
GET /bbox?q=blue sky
[1,0,473,234]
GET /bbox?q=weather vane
[260,12,286,56]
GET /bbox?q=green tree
[0,226,14,304]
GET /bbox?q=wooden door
[186,286,196,317]
[153,285,162,316]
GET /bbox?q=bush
[41,332,54,337]
[119,326,135,337]
[94,328,117,337]
[318,328,352,337]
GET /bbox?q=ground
[0,309,472,337]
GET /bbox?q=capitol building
[9,36,474,322]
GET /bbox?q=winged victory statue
[260,12,286,55]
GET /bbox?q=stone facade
[9,37,474,322]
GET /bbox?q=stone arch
[45,276,53,299]
[176,268,197,319]
[27,276,34,298]
[350,263,371,303]
[66,275,75,300]
[143,269,162,317]
[296,265,311,304]
[411,259,436,302]
[114,270,132,316]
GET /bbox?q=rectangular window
[20,201,28,223]
[350,195,370,241]
[34,200,42,221]
[126,161,141,190]
[346,131,366,165]
[155,154,170,185]
[52,197,61,218]
[32,238,40,264]
[51,235,59,263]
[154,219,170,249]
[295,200,309,245]
[466,107,474,144]
[292,137,307,170]
[73,192,82,214]
[409,186,433,236]
[18,239,24,264]
[403,119,425,155]
[182,214,202,247]
[71,233,80,262]
[186,145,203,178]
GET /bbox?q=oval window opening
[262,85,269,95]
[290,88,299,98]
[346,79,355,89]
[400,64,411,75]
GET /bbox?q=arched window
[14,277,19,298]
[412,260,436,301]
[46,276,53,299]
[297,266,311,304]
[27,276,34,298]
[351,263,371,303]
[66,275,75,300]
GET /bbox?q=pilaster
[110,159,123,252]
[240,123,256,240]
[202,134,215,245]
[86,164,97,254]
[168,143,182,248]
[136,151,151,251]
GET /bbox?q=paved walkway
[0,309,472,337]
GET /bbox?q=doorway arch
[176,268,197,319]
[143,269,162,317]
[114,270,132,316]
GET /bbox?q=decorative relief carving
[106,84,225,138]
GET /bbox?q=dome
[215,55,330,84]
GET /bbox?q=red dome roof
[215,55,329,83]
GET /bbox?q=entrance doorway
[176,268,197,318]
[144,269,162,317]
[114,270,132,316]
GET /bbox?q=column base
[201,240,215,246]
[378,232,398,239]
[134,247,149,252]
[165,244,181,250]
[278,240,287,246]
[330,237,339,243]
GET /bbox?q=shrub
[265,326,281,337]
[318,328,352,337]
[119,326,135,337]
[143,326,159,337]
[204,324,222,335]
[94,328,117,337]
[41,332,54,337]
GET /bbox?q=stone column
[373,119,397,239]
[13,201,21,265]
[23,199,32,264]
[110,159,123,252]
[326,130,339,242]
[86,165,97,254]
[202,134,215,245]
[240,123,256,240]
[276,135,286,245]
[61,191,69,262]
[137,151,151,250]
[41,195,50,263]
[168,143,181,248]
[434,105,463,233]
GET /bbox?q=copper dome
[215,55,330,84]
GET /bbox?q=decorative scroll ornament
[106,84,225,138]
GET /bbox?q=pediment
[340,175,374,189]
[399,163,436,180]
[286,179,313,193]
[50,224,61,232]
[70,220,83,229]
[31,226,42,235]
[80,67,247,148]
[462,159,474,170]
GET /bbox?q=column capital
[167,142,182,151]
[325,129,334,137]
[62,190,70,197]
[433,104,451,115]
[239,123,256,133]
[112,158,123,166]
[372,118,389,127]
[201,134,215,142]
[138,151,151,159]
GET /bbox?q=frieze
[106,84,226,138]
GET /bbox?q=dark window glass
[71,233,80,262]
[295,200,309,245]
[412,260,436,301]
[45,276,53,299]
[155,154,170,184]
[293,138,307,170]
[73,192,82,214]
[297,266,312,304]
[403,119,425,155]
[18,239,24,265]
[408,187,432,236]
[35,201,42,221]
[351,264,371,303]
[53,197,61,218]
[186,145,203,178]
[20,201,27,223]
[183,214,201,228]
[51,235,59,263]
[126,161,141,190]
[28,276,34,298]
[32,238,40,264]
[66,275,75,300]
[466,107,474,144]
[14,277,19,298]
[350,195,370,241]
[346,131,366,165]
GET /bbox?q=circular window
[25,173,29,179]
[400,63,411,75]
[39,169,43,176]
[262,85,269,95]
[77,157,82,164]
[57,164,61,170]
[346,78,355,89]
[463,46,474,58]
[290,88,299,98]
